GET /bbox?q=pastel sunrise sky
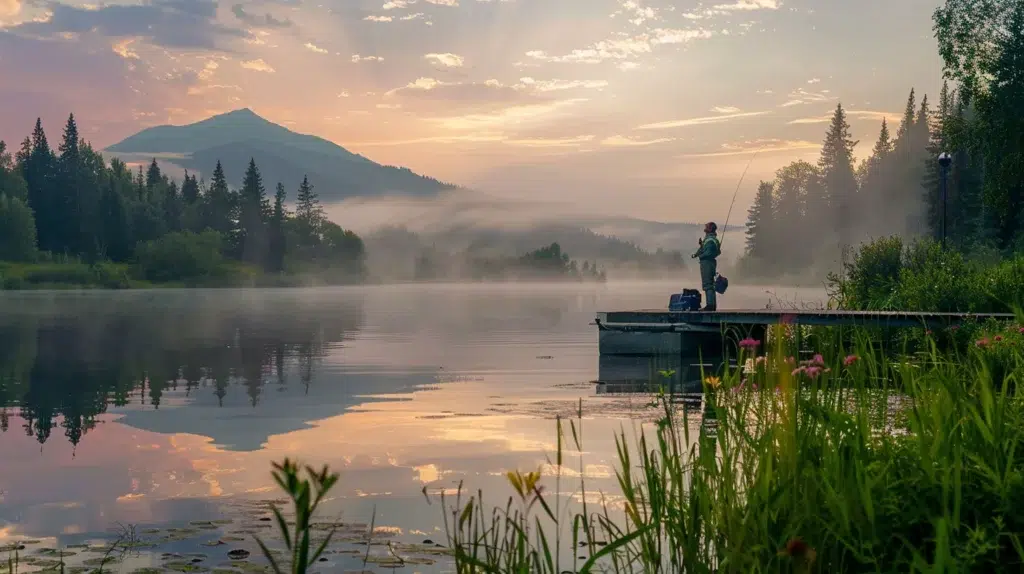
[0,0,945,221]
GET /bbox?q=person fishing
[691,221,721,311]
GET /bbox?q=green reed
[425,322,1024,573]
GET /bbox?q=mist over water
[0,281,824,570]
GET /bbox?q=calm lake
[0,281,824,572]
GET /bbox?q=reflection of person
[691,221,720,311]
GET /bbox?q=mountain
[104,108,455,200]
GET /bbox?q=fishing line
[719,149,760,248]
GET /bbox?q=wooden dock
[595,309,1016,356]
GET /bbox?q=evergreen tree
[237,158,268,266]
[294,175,323,248]
[56,113,84,256]
[818,103,859,251]
[267,182,288,273]
[24,118,54,253]
[146,158,162,190]
[743,181,776,270]
[181,171,200,204]
[203,160,236,238]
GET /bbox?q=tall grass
[426,323,1024,573]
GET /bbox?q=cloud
[516,78,609,92]
[385,77,531,108]
[525,28,712,65]
[779,88,834,107]
[365,15,394,22]
[711,106,741,113]
[8,0,249,50]
[504,135,594,148]
[241,58,275,72]
[683,138,819,158]
[424,53,464,67]
[637,110,770,130]
[711,0,779,11]
[788,110,901,125]
[601,135,675,146]
[304,42,328,54]
[351,54,384,63]
[231,4,292,28]
[428,98,587,131]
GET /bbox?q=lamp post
[938,152,952,249]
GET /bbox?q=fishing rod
[719,149,760,248]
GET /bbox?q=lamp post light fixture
[938,152,952,249]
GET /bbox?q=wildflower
[738,337,760,350]
[791,367,804,377]
[925,329,933,336]
[704,376,722,389]
[994,335,1004,342]
[976,338,990,348]
[843,355,859,367]
[805,366,822,378]
[755,356,766,365]
[1018,327,1024,334]
[786,356,796,365]
[811,354,824,365]
[823,368,831,374]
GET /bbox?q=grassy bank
[0,260,373,290]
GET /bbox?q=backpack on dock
[669,289,702,312]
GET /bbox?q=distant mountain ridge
[104,108,455,201]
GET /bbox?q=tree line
[0,114,365,284]
[741,0,1024,277]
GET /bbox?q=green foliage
[134,230,227,283]
[431,324,1024,572]
[0,195,37,262]
[833,236,1024,313]
[256,459,341,574]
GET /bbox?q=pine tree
[294,175,323,249]
[24,118,54,253]
[238,158,268,265]
[146,158,162,190]
[181,171,200,204]
[743,180,775,271]
[56,113,83,255]
[818,103,859,252]
[267,182,288,272]
[203,160,236,238]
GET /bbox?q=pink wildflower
[843,355,859,367]
[976,338,990,348]
[739,337,760,350]
[806,366,822,378]
[791,367,804,377]
[995,335,1004,342]
[1018,327,1024,334]
[812,354,825,365]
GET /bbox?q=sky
[0,0,947,222]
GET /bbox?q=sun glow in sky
[0,0,944,221]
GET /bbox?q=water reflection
[0,290,367,449]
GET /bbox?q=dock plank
[596,309,1016,331]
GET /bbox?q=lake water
[0,281,824,572]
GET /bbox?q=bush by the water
[829,236,1024,313]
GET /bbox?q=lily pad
[226,549,250,560]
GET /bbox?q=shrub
[135,230,225,283]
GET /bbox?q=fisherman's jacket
[694,233,721,261]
